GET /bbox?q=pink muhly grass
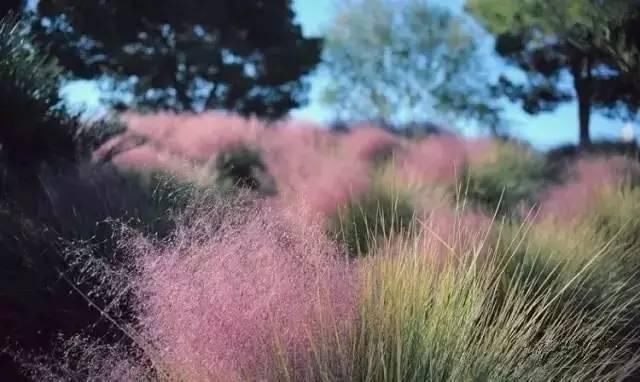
[270,119,339,145]
[128,196,358,380]
[258,125,372,219]
[121,112,265,162]
[118,112,184,144]
[20,336,150,382]
[340,125,404,163]
[538,156,640,222]
[108,144,199,177]
[462,138,501,166]
[398,135,469,186]
[289,156,372,219]
[258,122,339,167]
[93,133,140,162]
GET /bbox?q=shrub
[213,144,276,195]
[0,164,200,379]
[393,121,449,139]
[75,116,128,158]
[547,140,640,163]
[460,142,553,216]
[0,15,184,379]
[330,173,417,257]
[0,15,78,169]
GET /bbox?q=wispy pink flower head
[122,112,264,162]
[131,197,357,380]
[538,156,639,222]
[256,123,372,219]
[109,144,197,177]
[340,125,404,163]
[398,135,469,185]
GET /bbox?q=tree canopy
[575,1,640,85]
[27,0,321,119]
[321,0,503,133]
[466,0,640,146]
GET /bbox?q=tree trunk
[573,56,593,148]
[578,92,591,147]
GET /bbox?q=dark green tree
[30,0,321,118]
[577,1,640,86]
[467,0,640,146]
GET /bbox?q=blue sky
[65,0,634,150]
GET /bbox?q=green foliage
[74,116,128,156]
[466,0,640,145]
[213,144,276,195]
[461,143,552,215]
[321,0,502,133]
[331,179,416,257]
[104,168,200,234]
[30,0,321,118]
[574,2,640,89]
[0,164,203,378]
[0,15,78,168]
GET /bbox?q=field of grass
[5,112,640,381]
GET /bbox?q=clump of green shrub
[213,144,276,195]
[0,14,216,379]
[547,140,640,163]
[0,15,79,170]
[460,143,554,216]
[0,164,206,379]
[330,176,416,257]
[74,115,128,158]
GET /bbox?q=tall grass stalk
[294,216,640,381]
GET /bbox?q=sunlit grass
[287,211,640,381]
